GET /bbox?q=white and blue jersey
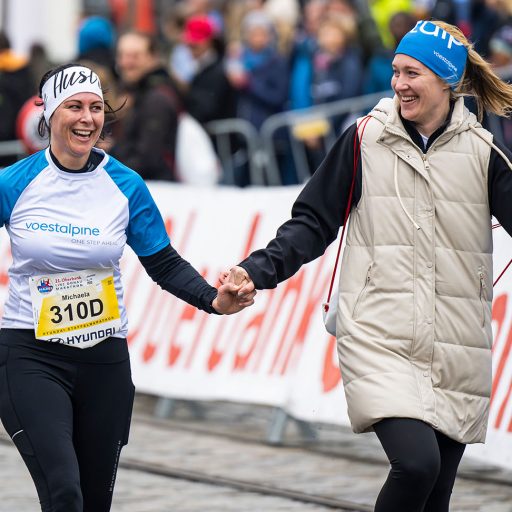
[0,147,170,338]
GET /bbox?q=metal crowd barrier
[0,140,26,162]
[202,91,394,186]
[259,91,393,184]
[204,118,267,186]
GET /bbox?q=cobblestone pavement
[1,394,512,511]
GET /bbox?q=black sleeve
[239,123,362,289]
[139,244,219,314]
[488,138,512,237]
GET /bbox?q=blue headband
[395,20,468,88]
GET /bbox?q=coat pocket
[352,264,372,319]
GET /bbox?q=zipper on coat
[479,271,486,327]
[422,154,430,171]
[353,264,372,318]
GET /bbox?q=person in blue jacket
[0,63,255,512]
[226,10,289,130]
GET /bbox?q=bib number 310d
[29,268,122,348]
[50,299,104,324]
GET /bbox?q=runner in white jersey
[0,63,255,512]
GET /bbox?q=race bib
[29,269,121,348]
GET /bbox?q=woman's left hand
[212,279,256,315]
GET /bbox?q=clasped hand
[212,266,256,315]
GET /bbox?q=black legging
[0,329,135,512]
[373,418,466,512]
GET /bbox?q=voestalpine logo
[25,221,100,237]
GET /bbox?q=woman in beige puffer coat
[227,20,512,512]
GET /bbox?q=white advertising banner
[1,182,512,468]
[122,184,342,408]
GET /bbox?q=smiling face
[391,53,451,137]
[49,92,104,169]
[116,33,158,85]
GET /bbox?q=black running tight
[0,329,135,512]
[373,418,466,512]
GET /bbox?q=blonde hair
[318,12,358,44]
[433,20,512,121]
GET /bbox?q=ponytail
[434,20,512,121]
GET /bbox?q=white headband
[42,66,103,123]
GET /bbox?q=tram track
[120,457,373,511]
[0,429,370,511]
[0,425,373,512]
[133,411,512,488]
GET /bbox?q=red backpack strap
[324,115,371,310]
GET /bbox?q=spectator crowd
[1,0,512,185]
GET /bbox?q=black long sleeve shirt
[139,244,218,314]
[240,120,512,290]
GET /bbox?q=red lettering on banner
[275,265,331,375]
[180,267,211,367]
[492,294,508,353]
[267,271,304,373]
[207,347,222,371]
[492,307,512,429]
[322,336,341,392]
[125,264,153,347]
[184,310,210,368]
[139,292,177,361]
[130,211,199,361]
[232,291,275,371]
[207,319,231,371]
[207,213,264,372]
[241,213,261,259]
[167,268,211,367]
[230,252,332,375]
[234,311,265,370]
[489,292,512,430]
[491,293,508,403]
[125,213,180,349]
[168,303,196,365]
[267,258,329,375]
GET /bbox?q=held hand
[212,281,256,315]
[218,271,229,285]
[228,266,256,297]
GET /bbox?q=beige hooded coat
[337,96,495,444]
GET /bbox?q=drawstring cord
[393,154,421,230]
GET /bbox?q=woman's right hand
[219,266,256,297]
